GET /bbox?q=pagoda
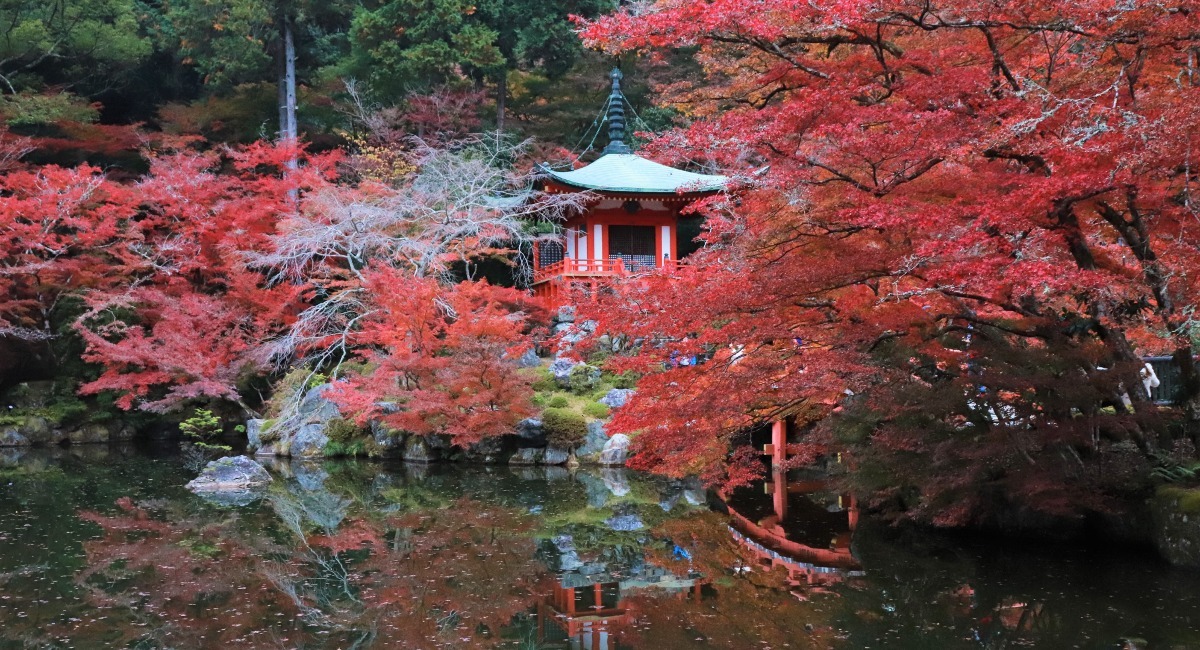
[531,69,727,307]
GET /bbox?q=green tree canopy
[0,0,153,93]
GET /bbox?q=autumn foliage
[576,1,1200,522]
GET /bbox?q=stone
[515,418,547,447]
[1151,488,1200,567]
[605,513,645,531]
[245,418,266,450]
[579,319,597,333]
[597,334,612,350]
[516,348,542,368]
[555,305,576,324]
[112,424,136,441]
[186,456,272,493]
[290,423,329,458]
[402,436,441,463]
[553,322,574,335]
[599,388,635,409]
[599,434,630,467]
[575,420,608,463]
[0,427,30,447]
[370,421,406,458]
[464,435,515,463]
[567,364,602,391]
[67,422,112,445]
[509,447,544,465]
[299,383,341,424]
[542,446,570,466]
[549,357,579,388]
[562,327,588,345]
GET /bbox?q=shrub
[582,402,610,419]
[325,417,363,444]
[609,371,639,390]
[568,364,600,394]
[325,439,369,458]
[529,367,557,393]
[542,407,588,448]
[180,408,231,453]
[548,394,570,408]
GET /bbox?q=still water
[1,446,1199,649]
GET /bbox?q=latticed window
[608,225,656,270]
[538,239,565,269]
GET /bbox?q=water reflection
[2,448,1200,649]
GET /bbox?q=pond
[1,445,1199,649]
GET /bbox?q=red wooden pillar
[771,419,787,469]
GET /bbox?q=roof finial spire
[603,67,631,155]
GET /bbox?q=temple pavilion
[531,69,727,307]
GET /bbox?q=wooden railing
[533,257,688,284]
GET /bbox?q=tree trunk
[1173,345,1200,420]
[495,71,507,134]
[281,15,298,149]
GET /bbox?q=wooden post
[771,419,787,469]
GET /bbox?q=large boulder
[575,420,608,463]
[555,306,576,324]
[509,447,544,466]
[299,384,342,424]
[515,418,547,447]
[542,446,571,466]
[567,364,602,392]
[67,422,117,445]
[599,434,631,467]
[516,348,542,368]
[1151,487,1200,567]
[290,423,329,458]
[186,456,272,493]
[599,389,635,409]
[402,436,440,463]
[0,427,30,447]
[245,418,266,450]
[369,421,406,459]
[549,357,579,388]
[464,435,516,463]
[26,416,55,443]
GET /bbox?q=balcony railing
[533,258,687,284]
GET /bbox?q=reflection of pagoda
[537,568,706,649]
[725,474,862,599]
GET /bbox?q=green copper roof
[539,154,727,195]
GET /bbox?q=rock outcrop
[186,456,272,493]
[599,434,631,467]
[1151,487,1200,568]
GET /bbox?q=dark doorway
[608,225,656,270]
